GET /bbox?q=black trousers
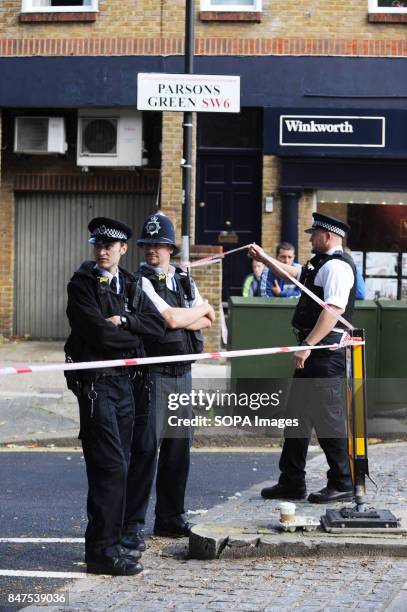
[78,375,135,554]
[278,342,352,492]
[124,367,192,532]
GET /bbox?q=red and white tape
[180,244,251,269]
[182,243,354,331]
[0,339,363,377]
[268,256,354,331]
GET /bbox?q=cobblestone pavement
[24,539,407,611]
[24,443,407,612]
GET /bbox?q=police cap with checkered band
[88,217,133,244]
[304,213,350,238]
[137,213,179,255]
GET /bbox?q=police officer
[122,213,215,551]
[249,213,356,504]
[64,217,165,575]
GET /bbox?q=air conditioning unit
[14,117,67,154]
[77,109,142,167]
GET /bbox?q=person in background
[344,247,366,300]
[260,242,301,298]
[242,259,264,297]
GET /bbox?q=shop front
[264,108,407,299]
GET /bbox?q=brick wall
[0,1,406,55]
[160,113,184,246]
[298,192,314,265]
[261,155,281,256]
[0,131,15,336]
[190,245,222,352]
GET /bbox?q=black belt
[149,363,191,376]
[293,328,345,344]
[99,367,133,377]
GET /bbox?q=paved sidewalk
[190,443,407,560]
[23,443,407,612]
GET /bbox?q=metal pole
[181,0,195,264]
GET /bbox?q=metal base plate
[323,507,400,530]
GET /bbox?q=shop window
[21,0,98,12]
[368,0,407,13]
[200,0,262,12]
[348,203,407,300]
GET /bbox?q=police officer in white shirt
[123,213,215,551]
[249,213,356,504]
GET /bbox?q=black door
[196,150,262,301]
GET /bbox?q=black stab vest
[138,266,204,357]
[292,251,356,333]
[64,267,143,373]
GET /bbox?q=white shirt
[140,264,203,314]
[95,264,121,293]
[297,247,354,310]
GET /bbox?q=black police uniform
[64,219,165,572]
[278,249,357,494]
[124,264,203,539]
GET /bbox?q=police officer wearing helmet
[64,217,165,575]
[249,213,356,504]
[122,213,215,551]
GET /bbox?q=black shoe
[120,545,142,561]
[308,486,354,504]
[85,544,141,563]
[86,551,143,576]
[154,516,193,538]
[121,531,147,552]
[85,544,141,564]
[261,483,307,500]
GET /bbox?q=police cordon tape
[0,244,359,376]
[182,243,354,331]
[0,339,363,376]
[181,244,250,269]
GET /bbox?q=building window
[21,0,98,12]
[368,0,407,13]
[200,0,261,12]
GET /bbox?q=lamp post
[180,0,195,264]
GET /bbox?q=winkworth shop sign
[262,109,407,157]
[280,115,385,148]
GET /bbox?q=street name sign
[137,73,240,113]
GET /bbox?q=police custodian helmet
[137,213,179,255]
[88,217,133,244]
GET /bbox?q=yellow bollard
[322,329,399,531]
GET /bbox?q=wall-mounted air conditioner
[77,109,142,167]
[14,117,67,154]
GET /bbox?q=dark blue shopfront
[263,107,407,254]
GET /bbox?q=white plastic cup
[279,502,296,524]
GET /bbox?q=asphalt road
[0,450,281,611]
